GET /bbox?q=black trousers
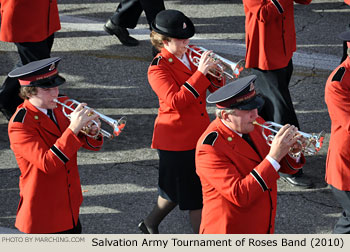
[331,185,350,234]
[251,59,300,128]
[252,60,301,178]
[110,0,165,28]
[0,34,54,120]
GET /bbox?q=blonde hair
[19,86,38,100]
[150,31,171,51]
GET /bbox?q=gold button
[34,115,39,120]
[227,137,232,142]
[168,58,173,63]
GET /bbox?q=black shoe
[280,173,314,189]
[104,19,139,47]
[138,220,159,234]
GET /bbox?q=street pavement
[0,0,349,234]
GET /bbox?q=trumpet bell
[303,130,325,156]
[111,116,127,137]
[228,59,245,79]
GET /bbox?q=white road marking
[60,15,339,71]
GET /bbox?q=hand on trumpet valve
[288,133,305,159]
[82,117,101,137]
[197,50,220,76]
[68,102,100,136]
[268,124,299,162]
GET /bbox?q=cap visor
[34,75,66,88]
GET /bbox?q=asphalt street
[0,0,349,234]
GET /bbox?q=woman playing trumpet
[138,9,225,234]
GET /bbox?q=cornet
[186,45,245,80]
[54,98,126,140]
[252,121,325,156]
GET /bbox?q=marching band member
[325,30,350,234]
[0,0,61,120]
[242,0,313,188]
[138,9,224,234]
[8,57,104,234]
[196,75,305,234]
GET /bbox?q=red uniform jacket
[196,117,305,234]
[325,57,350,191]
[0,0,60,42]
[148,47,224,151]
[243,0,311,70]
[8,97,103,233]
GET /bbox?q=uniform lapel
[161,48,194,75]
[187,49,198,72]
[249,127,270,159]
[25,101,61,137]
[54,106,70,133]
[216,118,262,163]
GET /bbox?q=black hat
[151,9,195,39]
[338,30,350,41]
[8,57,65,88]
[207,75,264,110]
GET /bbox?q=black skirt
[157,149,203,210]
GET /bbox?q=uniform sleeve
[9,122,83,175]
[79,134,103,151]
[279,154,305,174]
[207,75,226,93]
[244,0,294,22]
[326,79,350,134]
[196,144,279,208]
[148,62,212,110]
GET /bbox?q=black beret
[151,9,195,39]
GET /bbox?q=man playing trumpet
[8,57,104,233]
[195,75,305,234]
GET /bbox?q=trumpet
[54,98,126,140]
[186,45,245,80]
[252,121,325,156]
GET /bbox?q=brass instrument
[253,121,325,156]
[54,98,126,139]
[186,45,245,80]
